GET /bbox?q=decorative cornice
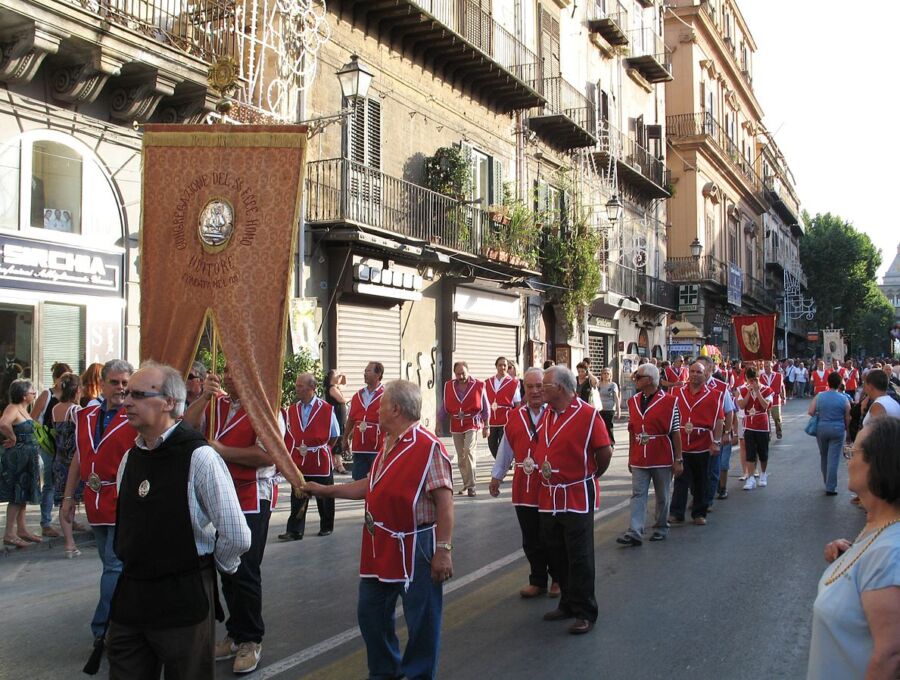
[0,28,61,84]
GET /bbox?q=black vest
[111,422,210,629]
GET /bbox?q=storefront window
[0,303,34,408]
[31,141,83,233]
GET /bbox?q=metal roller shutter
[453,320,518,381]
[337,302,401,393]
[41,303,85,388]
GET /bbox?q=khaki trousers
[770,404,782,432]
[452,430,478,491]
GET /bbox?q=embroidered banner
[139,124,307,486]
[732,313,778,360]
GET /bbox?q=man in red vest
[485,356,521,459]
[617,363,682,546]
[660,356,688,392]
[279,373,341,541]
[737,367,774,491]
[183,365,280,674]
[669,361,724,526]
[303,380,454,680]
[841,359,860,401]
[811,359,829,394]
[441,361,489,497]
[536,366,613,635]
[344,361,385,480]
[759,360,785,439]
[488,367,558,597]
[61,359,136,658]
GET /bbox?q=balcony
[665,255,728,288]
[526,76,597,151]
[593,121,671,198]
[305,158,537,270]
[667,112,765,201]
[624,28,673,83]
[606,262,677,311]
[744,273,776,310]
[764,176,801,230]
[328,0,545,113]
[587,5,629,47]
[765,238,808,288]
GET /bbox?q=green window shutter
[491,158,503,204]
[41,303,85,388]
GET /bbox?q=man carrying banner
[280,373,341,540]
[183,366,280,674]
[344,362,385,480]
[302,380,454,680]
[485,356,521,459]
[488,368,558,597]
[442,362,489,496]
[61,359,136,660]
[759,360,785,439]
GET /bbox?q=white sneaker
[214,636,237,661]
[233,642,261,674]
[759,473,768,487]
[743,476,757,491]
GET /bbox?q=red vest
[663,365,688,387]
[841,367,859,392]
[207,395,270,513]
[284,397,334,477]
[731,370,746,391]
[707,377,727,394]
[360,424,451,584]
[535,399,604,514]
[672,385,723,453]
[485,375,519,427]
[627,390,677,468]
[504,405,544,507]
[444,379,485,433]
[348,386,385,454]
[75,405,137,526]
[759,371,783,405]
[812,370,829,394]
[738,384,773,431]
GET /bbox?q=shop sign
[0,234,122,297]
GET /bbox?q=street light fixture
[300,54,376,136]
[689,238,703,260]
[605,194,623,224]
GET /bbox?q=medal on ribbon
[748,407,757,417]
[541,459,553,480]
[138,480,150,498]
[522,456,535,475]
[299,443,308,457]
[364,510,376,536]
[491,401,498,413]
[359,421,367,435]
[457,409,465,419]
[683,421,694,435]
[87,472,102,493]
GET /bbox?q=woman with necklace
[807,417,900,679]
[0,379,42,548]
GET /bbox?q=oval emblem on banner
[198,198,235,252]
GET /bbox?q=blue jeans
[707,442,732,506]
[39,448,54,527]
[627,467,672,538]
[91,525,123,638]
[352,452,377,481]
[816,423,845,493]
[357,529,442,680]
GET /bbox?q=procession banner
[139,124,307,485]
[732,313,778,360]
[823,329,845,364]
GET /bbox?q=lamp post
[300,54,375,136]
[605,194,623,225]
[689,237,703,259]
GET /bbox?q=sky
[737,0,899,282]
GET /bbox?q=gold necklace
[825,518,900,586]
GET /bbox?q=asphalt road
[0,397,864,680]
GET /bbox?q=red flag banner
[732,313,778,360]
[139,124,307,488]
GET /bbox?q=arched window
[652,344,663,359]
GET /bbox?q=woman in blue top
[808,371,850,495]
[807,417,900,679]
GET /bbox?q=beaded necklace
[825,518,900,586]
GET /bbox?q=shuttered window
[453,320,518,381]
[41,303,85,388]
[539,6,560,79]
[345,97,381,169]
[336,302,401,394]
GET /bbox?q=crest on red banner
[732,314,778,360]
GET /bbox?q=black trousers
[221,500,270,644]
[745,430,770,463]
[488,426,504,459]
[107,567,216,680]
[599,410,616,445]
[670,451,710,519]
[286,473,334,535]
[515,505,554,588]
[539,484,597,622]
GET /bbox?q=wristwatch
[436,541,452,552]
[674,458,684,463]
[712,439,722,445]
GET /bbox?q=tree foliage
[800,212,891,355]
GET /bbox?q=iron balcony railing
[528,76,596,138]
[744,273,776,309]
[665,255,728,287]
[412,0,542,85]
[624,27,673,81]
[62,0,237,61]
[606,262,677,310]
[306,157,519,261]
[598,120,670,191]
[586,1,629,46]
[764,237,807,288]
[667,112,762,192]
[764,176,800,223]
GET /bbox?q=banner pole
[208,322,218,441]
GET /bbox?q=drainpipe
[295,59,307,301]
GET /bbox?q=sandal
[64,548,82,559]
[17,533,43,543]
[3,536,29,549]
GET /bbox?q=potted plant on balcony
[424,145,473,247]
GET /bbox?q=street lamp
[689,238,703,260]
[300,54,376,136]
[605,194,623,224]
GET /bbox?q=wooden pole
[208,321,218,441]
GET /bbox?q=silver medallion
[359,421,368,435]
[299,443,308,457]
[138,479,150,498]
[491,401,498,413]
[683,421,694,435]
[87,472,102,493]
[541,459,553,480]
[364,510,376,536]
[522,456,535,475]
[638,430,650,446]
[197,198,235,252]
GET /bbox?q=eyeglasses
[122,390,166,400]
[188,374,200,381]
[633,374,648,381]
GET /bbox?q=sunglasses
[188,374,200,381]
[122,390,166,400]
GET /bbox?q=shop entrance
[0,302,34,407]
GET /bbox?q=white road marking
[248,497,632,679]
